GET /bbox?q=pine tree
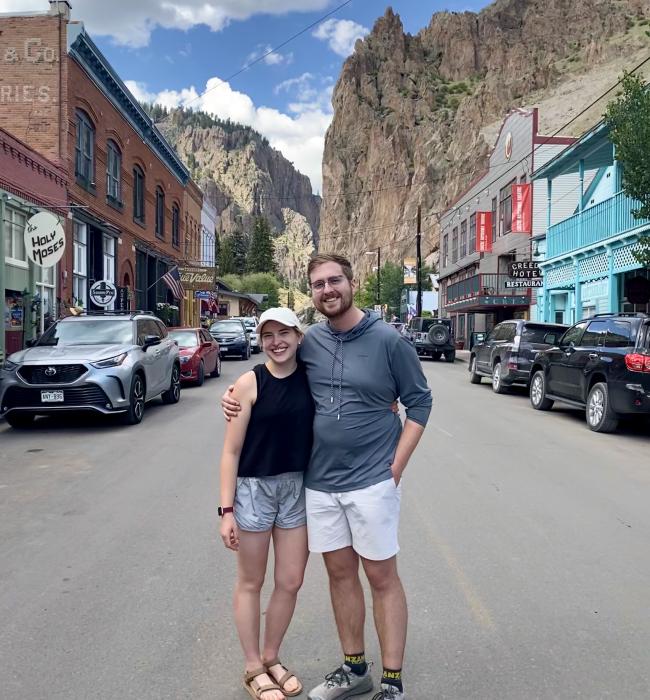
[247,217,276,273]
[287,287,295,310]
[218,238,236,275]
[231,230,249,275]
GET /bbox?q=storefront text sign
[512,184,532,234]
[509,261,540,279]
[24,212,65,267]
[476,211,492,253]
[90,280,117,307]
[178,266,216,291]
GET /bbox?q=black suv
[407,317,455,362]
[529,313,650,432]
[469,320,568,393]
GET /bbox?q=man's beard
[315,288,353,319]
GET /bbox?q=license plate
[41,390,64,403]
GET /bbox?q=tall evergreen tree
[287,287,295,310]
[231,230,249,275]
[218,237,236,275]
[247,217,276,273]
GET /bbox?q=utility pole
[376,246,381,306]
[416,205,422,317]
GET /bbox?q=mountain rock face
[161,112,320,279]
[319,0,650,276]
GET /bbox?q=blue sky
[8,0,491,192]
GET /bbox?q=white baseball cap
[256,307,302,335]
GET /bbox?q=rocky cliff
[320,0,650,277]
[159,109,320,281]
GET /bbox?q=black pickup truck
[468,320,568,393]
[407,317,456,362]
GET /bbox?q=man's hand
[221,385,241,421]
[220,513,239,550]
[391,463,403,486]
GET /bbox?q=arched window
[75,110,95,185]
[172,203,180,247]
[133,165,145,223]
[106,140,121,202]
[155,187,165,239]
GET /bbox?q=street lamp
[365,247,381,305]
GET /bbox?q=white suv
[231,316,260,353]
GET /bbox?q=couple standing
[218,254,432,700]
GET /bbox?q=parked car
[0,311,181,428]
[468,320,568,393]
[209,318,251,360]
[407,317,456,362]
[231,316,260,353]
[529,313,650,432]
[168,327,221,385]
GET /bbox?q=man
[223,254,431,700]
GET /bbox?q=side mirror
[142,334,161,350]
[201,341,212,349]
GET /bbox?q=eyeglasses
[309,275,346,292]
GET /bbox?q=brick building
[0,1,201,325]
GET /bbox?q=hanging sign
[178,266,216,291]
[512,184,532,234]
[24,211,66,267]
[476,211,492,253]
[90,280,117,307]
[403,258,417,285]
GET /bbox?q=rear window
[605,320,633,348]
[521,325,564,344]
[641,323,650,350]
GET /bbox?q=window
[137,319,163,345]
[172,204,180,247]
[605,320,632,348]
[522,325,566,344]
[443,234,449,267]
[106,140,121,202]
[451,227,458,263]
[468,214,476,255]
[73,221,88,308]
[497,323,517,342]
[155,187,165,238]
[133,166,145,223]
[35,265,55,335]
[459,222,467,258]
[499,179,516,236]
[103,234,116,311]
[491,197,497,243]
[581,321,608,347]
[4,206,27,264]
[458,314,465,340]
[561,321,588,347]
[75,110,95,185]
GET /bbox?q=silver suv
[0,311,180,428]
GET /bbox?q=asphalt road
[1,354,649,699]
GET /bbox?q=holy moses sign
[24,212,66,268]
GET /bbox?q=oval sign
[90,280,118,308]
[504,132,513,161]
[24,211,66,268]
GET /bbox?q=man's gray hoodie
[299,311,432,493]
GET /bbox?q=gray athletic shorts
[234,472,306,532]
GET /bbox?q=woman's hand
[220,513,240,550]
[221,385,241,421]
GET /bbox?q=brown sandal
[243,667,285,700]
[264,658,303,697]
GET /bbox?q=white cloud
[5,0,331,48]
[312,18,369,57]
[129,76,332,193]
[246,44,293,66]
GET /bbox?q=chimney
[49,1,71,20]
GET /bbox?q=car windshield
[169,330,198,347]
[211,321,243,333]
[37,320,133,346]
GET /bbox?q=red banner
[476,211,492,253]
[512,183,532,234]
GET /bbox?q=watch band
[218,506,234,517]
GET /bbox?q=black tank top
[238,363,315,478]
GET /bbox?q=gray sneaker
[371,685,405,699]
[308,663,374,699]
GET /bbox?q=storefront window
[102,234,116,310]
[73,221,88,307]
[469,214,476,254]
[5,206,27,265]
[499,179,516,236]
[35,265,55,335]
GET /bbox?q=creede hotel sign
[178,266,216,291]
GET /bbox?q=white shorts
[305,478,402,561]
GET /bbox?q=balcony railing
[446,274,531,305]
[547,191,650,259]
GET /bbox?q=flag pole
[147,265,178,292]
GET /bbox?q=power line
[154,0,353,124]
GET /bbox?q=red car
[168,327,221,386]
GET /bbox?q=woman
[219,307,314,700]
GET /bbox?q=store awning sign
[90,280,118,307]
[178,266,216,291]
[512,184,532,234]
[24,212,66,268]
[476,211,492,252]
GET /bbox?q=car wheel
[492,361,508,393]
[210,356,221,378]
[122,372,146,425]
[161,363,181,404]
[445,350,456,363]
[5,413,35,429]
[196,361,205,387]
[586,382,618,433]
[469,356,482,384]
[530,370,553,411]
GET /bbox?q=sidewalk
[456,349,470,363]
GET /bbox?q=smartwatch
[218,506,234,517]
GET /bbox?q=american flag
[162,266,185,300]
